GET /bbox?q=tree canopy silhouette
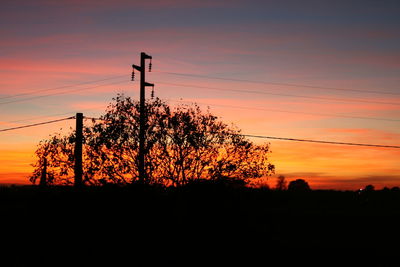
[288,179,311,192]
[30,95,275,186]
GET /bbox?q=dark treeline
[2,183,400,266]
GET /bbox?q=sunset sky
[0,0,399,189]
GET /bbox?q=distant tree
[30,133,73,185]
[364,184,375,192]
[382,186,390,193]
[30,95,275,186]
[275,175,287,190]
[391,186,400,192]
[288,179,311,192]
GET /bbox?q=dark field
[2,184,400,266]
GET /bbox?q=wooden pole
[136,52,153,184]
[138,53,146,183]
[74,113,83,187]
[39,157,47,187]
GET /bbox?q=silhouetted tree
[391,186,400,192]
[382,186,390,192]
[30,95,275,186]
[288,179,310,192]
[364,184,375,192]
[275,175,287,190]
[30,133,70,185]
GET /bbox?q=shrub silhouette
[30,94,275,186]
[288,179,311,192]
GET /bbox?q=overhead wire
[0,74,127,100]
[0,71,398,148]
[241,134,400,149]
[155,81,400,107]
[0,79,130,106]
[3,116,396,149]
[0,114,398,149]
[168,99,400,122]
[0,117,74,132]
[1,71,398,121]
[0,104,108,126]
[155,71,400,96]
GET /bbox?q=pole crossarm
[132,64,142,72]
[142,53,152,60]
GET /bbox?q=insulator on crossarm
[149,58,152,72]
[131,70,135,81]
[151,86,154,98]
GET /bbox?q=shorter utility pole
[74,113,83,187]
[39,157,47,187]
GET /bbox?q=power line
[241,134,400,149]
[1,109,102,126]
[1,81,396,129]
[156,81,400,107]
[0,117,74,133]
[156,71,400,96]
[36,117,400,149]
[0,104,109,126]
[62,117,400,149]
[0,75,127,100]
[2,116,396,149]
[0,80,129,106]
[169,99,400,122]
[83,116,102,121]
[1,112,84,125]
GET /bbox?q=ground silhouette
[2,183,400,266]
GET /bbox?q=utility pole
[132,52,153,183]
[39,157,47,187]
[74,112,83,187]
